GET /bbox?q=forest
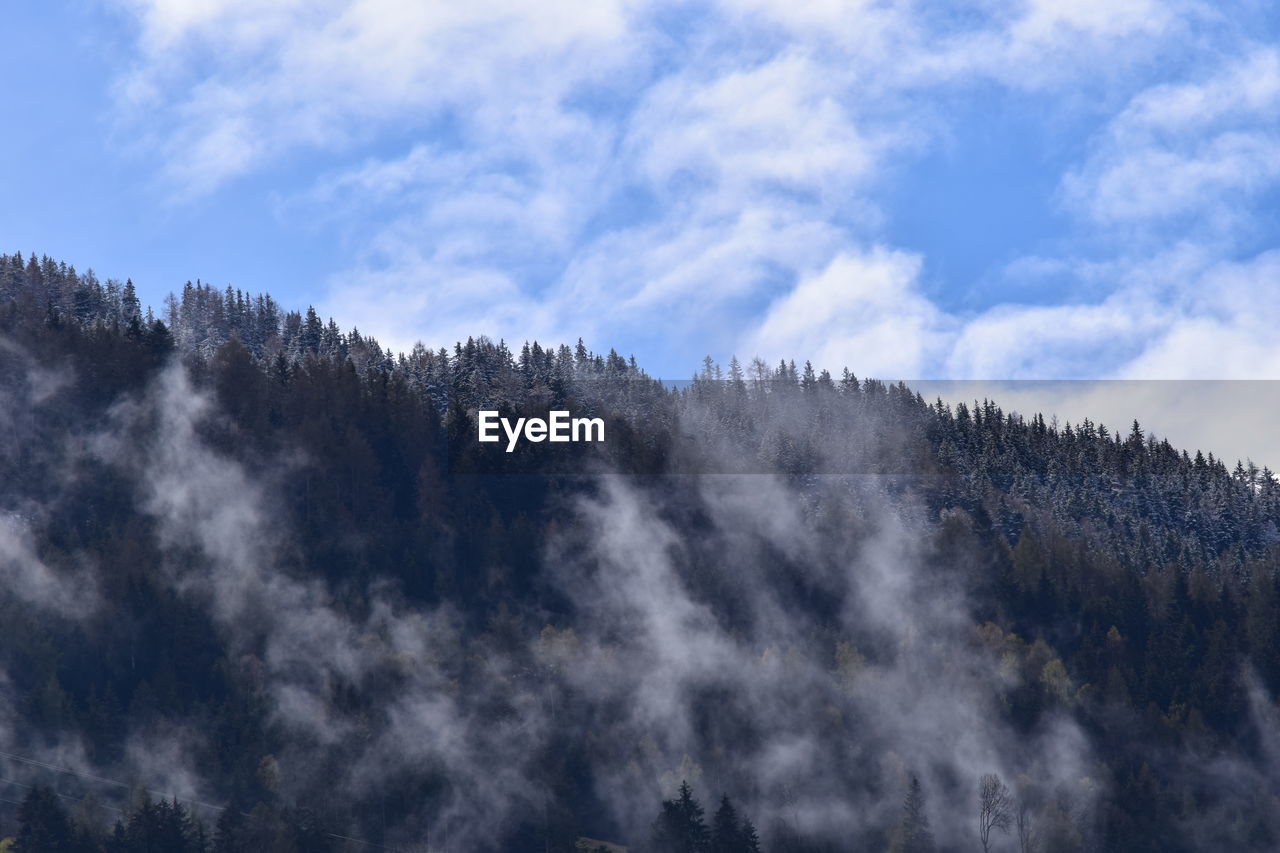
[1,252,1279,852]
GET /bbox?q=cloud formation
[108,0,1280,379]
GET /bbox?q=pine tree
[710,795,740,853]
[800,359,817,392]
[121,278,141,323]
[300,306,323,355]
[213,806,245,853]
[15,785,75,852]
[897,775,936,853]
[708,794,759,853]
[651,781,710,853]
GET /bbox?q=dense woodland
[1,252,1279,852]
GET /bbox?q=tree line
[2,252,1279,850]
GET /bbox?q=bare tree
[978,773,1012,853]
[1016,797,1037,853]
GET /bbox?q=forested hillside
[2,252,1279,852]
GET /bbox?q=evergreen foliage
[1,253,1279,851]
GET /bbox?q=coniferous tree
[15,785,75,853]
[120,279,141,323]
[896,776,936,853]
[0,251,1278,852]
[709,795,760,853]
[651,781,710,853]
[212,806,245,853]
[710,795,740,853]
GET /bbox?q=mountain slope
[1,252,1279,852]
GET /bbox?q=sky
[2,0,1279,381]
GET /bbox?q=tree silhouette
[897,775,936,853]
[651,781,710,853]
[15,785,74,853]
[708,794,760,853]
[978,774,1012,853]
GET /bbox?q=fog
[2,351,1278,850]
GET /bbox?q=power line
[0,747,225,813]
[0,746,405,851]
[0,776,124,813]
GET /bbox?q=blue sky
[3,0,1279,379]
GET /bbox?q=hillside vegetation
[1,252,1279,852]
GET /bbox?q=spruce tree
[898,775,936,853]
[15,785,74,853]
[708,794,760,853]
[710,795,740,853]
[651,781,710,853]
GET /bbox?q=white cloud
[567,204,846,315]
[743,248,950,378]
[108,0,1280,381]
[1117,250,1280,379]
[1076,133,1280,224]
[1118,48,1280,132]
[1063,48,1280,226]
[300,31,895,357]
[113,0,644,192]
[625,51,882,199]
[323,252,554,357]
[947,301,1155,379]
[738,241,1280,383]
[1011,0,1173,45]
